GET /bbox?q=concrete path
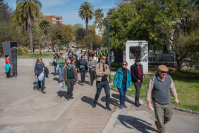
[0,66,198,133]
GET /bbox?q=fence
[148,53,176,63]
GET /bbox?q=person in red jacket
[5,55,12,78]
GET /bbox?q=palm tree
[78,1,94,36]
[94,8,104,29]
[15,0,42,53]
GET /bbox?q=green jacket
[57,57,65,67]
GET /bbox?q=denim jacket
[113,68,132,89]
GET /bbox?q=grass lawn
[18,53,53,59]
[110,63,199,112]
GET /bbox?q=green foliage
[104,0,198,70]
[80,33,102,49]
[17,47,24,55]
[23,47,28,54]
[78,1,95,36]
[94,8,104,29]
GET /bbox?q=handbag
[38,71,44,81]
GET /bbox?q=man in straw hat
[146,65,179,133]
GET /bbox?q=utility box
[125,40,148,74]
[2,42,18,77]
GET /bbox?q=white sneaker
[127,88,131,90]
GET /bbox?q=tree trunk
[176,54,187,71]
[86,17,88,36]
[28,8,33,53]
[39,45,41,55]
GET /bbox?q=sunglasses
[67,62,71,64]
[123,64,127,65]
[102,58,106,60]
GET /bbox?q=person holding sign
[62,59,78,100]
[34,57,46,94]
[5,55,12,78]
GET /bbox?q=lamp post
[104,17,111,83]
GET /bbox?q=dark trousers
[118,85,127,105]
[89,70,95,85]
[66,79,74,98]
[94,80,110,107]
[37,76,45,91]
[153,102,172,133]
[133,82,141,103]
[80,70,85,83]
[98,58,100,63]
[7,68,10,77]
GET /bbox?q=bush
[18,47,24,55]
[23,47,28,54]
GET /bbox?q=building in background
[43,13,63,24]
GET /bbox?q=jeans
[153,102,172,133]
[89,70,95,85]
[94,80,110,107]
[80,69,85,83]
[118,85,127,105]
[54,65,58,74]
[58,66,64,81]
[37,76,45,90]
[133,82,141,103]
[66,79,74,98]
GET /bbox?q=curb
[109,87,199,115]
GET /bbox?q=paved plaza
[0,66,198,133]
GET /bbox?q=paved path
[0,66,198,133]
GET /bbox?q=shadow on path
[57,90,68,99]
[81,96,106,109]
[118,115,158,133]
[53,77,59,82]
[111,93,135,105]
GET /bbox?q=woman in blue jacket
[113,61,132,109]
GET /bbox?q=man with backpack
[130,57,144,107]
[57,53,65,83]
[92,55,112,111]
[146,65,179,133]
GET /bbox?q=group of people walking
[32,48,179,133]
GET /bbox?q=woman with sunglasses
[113,61,132,109]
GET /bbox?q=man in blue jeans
[92,56,112,111]
[57,53,65,83]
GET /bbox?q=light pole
[104,17,111,83]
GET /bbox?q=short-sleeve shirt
[5,59,11,64]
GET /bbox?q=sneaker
[119,104,123,109]
[122,104,127,108]
[70,97,74,99]
[92,103,96,108]
[106,107,112,111]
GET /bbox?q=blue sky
[7,0,116,27]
